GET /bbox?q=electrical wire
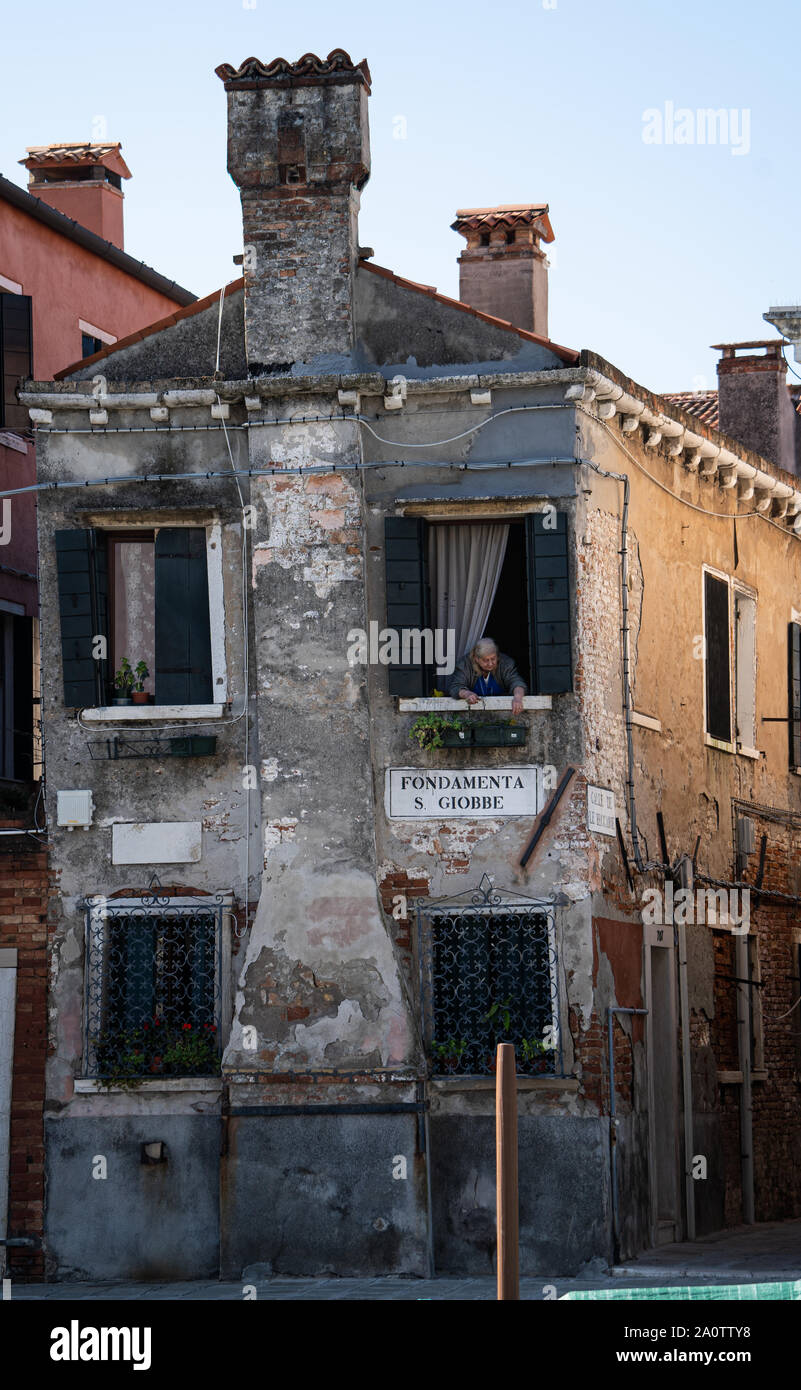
[580,404,801,539]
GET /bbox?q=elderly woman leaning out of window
[448,637,527,716]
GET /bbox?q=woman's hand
[511,687,525,716]
[459,689,480,706]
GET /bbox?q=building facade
[15,51,801,1280]
[0,141,194,1278]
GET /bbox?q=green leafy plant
[133,660,149,693]
[113,657,134,695]
[408,712,464,750]
[520,1036,549,1062]
[95,1018,220,1090]
[430,1036,468,1060]
[162,1023,219,1075]
[484,996,513,1033]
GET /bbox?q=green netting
[561,1280,801,1300]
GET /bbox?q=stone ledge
[398,696,552,712]
[74,1078,223,1094]
[81,704,224,723]
[429,1076,579,1093]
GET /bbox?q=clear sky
[2,0,798,392]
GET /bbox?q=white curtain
[428,523,510,676]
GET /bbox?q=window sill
[81,704,225,723]
[74,1077,223,1094]
[398,696,552,712]
[736,745,761,761]
[704,734,735,754]
[430,1075,578,1093]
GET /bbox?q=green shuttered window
[525,512,572,695]
[704,572,731,742]
[384,517,433,696]
[154,529,213,705]
[54,529,108,708]
[383,512,573,697]
[789,622,801,769]
[55,527,213,707]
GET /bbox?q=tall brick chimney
[21,142,131,248]
[216,50,371,373]
[452,204,554,337]
[714,339,798,475]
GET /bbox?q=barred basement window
[83,891,224,1083]
[417,875,562,1077]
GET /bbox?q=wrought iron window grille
[81,879,227,1082]
[416,874,564,1078]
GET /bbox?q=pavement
[6,1219,801,1300]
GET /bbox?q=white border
[78,318,117,346]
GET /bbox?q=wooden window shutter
[704,573,731,741]
[384,517,431,696]
[0,293,33,431]
[54,529,108,707]
[525,512,572,694]
[789,622,801,768]
[154,528,213,705]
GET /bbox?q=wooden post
[496,1041,519,1300]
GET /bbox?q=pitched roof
[54,278,244,379]
[0,173,194,306]
[362,259,578,363]
[661,383,801,430]
[661,388,720,429]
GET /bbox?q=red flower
[144,1024,149,1031]
[182,1023,192,1031]
[152,1017,161,1026]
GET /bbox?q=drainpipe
[735,931,755,1224]
[607,1005,648,1264]
[676,856,696,1241]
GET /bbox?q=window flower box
[471,723,527,747]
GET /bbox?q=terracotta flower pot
[132,691,151,704]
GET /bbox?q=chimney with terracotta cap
[714,339,798,476]
[216,49,371,374]
[452,204,554,338]
[21,142,131,249]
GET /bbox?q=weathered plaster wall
[36,410,258,1117]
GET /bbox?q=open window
[703,568,757,752]
[383,511,572,697]
[55,526,218,708]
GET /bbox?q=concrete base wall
[430,1114,610,1276]
[44,1110,614,1280]
[220,1113,429,1279]
[45,1117,221,1280]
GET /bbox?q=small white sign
[587,784,616,836]
[112,821,202,865]
[385,767,541,820]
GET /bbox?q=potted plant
[132,660,151,704]
[408,712,467,750]
[162,1022,220,1076]
[430,1037,469,1073]
[112,657,135,705]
